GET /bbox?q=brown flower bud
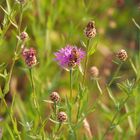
[57,112,67,122]
[116,49,128,61]
[22,48,37,67]
[90,66,99,77]
[20,32,28,41]
[50,92,60,103]
[84,21,96,38]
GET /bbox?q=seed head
[84,21,96,38]
[22,48,37,67]
[90,66,99,78]
[116,49,128,61]
[20,32,28,41]
[57,112,67,122]
[50,92,60,103]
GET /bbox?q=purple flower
[22,48,37,68]
[54,45,85,70]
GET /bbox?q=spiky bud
[50,92,60,103]
[90,66,99,78]
[84,21,96,38]
[57,112,67,122]
[20,32,28,41]
[116,49,128,61]
[22,48,37,67]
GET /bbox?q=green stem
[102,95,129,139]
[95,79,103,95]
[70,69,73,100]
[4,4,23,95]
[29,68,42,123]
[53,123,62,140]
[108,62,123,86]
[54,102,57,119]
[82,39,90,86]
[2,97,21,140]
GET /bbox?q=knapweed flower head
[90,66,99,78]
[22,48,37,67]
[20,32,28,41]
[84,21,96,38]
[50,92,60,103]
[57,111,67,122]
[54,45,85,70]
[116,49,128,62]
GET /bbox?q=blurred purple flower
[54,45,85,70]
[22,48,37,68]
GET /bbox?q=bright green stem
[70,69,73,100]
[82,39,90,86]
[108,62,123,86]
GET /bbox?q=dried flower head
[84,21,96,38]
[57,111,67,122]
[20,32,28,41]
[54,45,85,70]
[22,48,37,67]
[90,66,99,78]
[50,92,60,103]
[116,49,128,61]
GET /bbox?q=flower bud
[57,112,67,122]
[22,48,37,67]
[84,21,96,38]
[90,66,99,78]
[50,92,60,103]
[116,49,128,61]
[20,32,28,41]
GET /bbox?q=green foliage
[0,0,140,140]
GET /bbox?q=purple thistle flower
[54,45,85,70]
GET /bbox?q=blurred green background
[0,0,140,140]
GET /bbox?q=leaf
[132,18,140,30]
[6,0,11,13]
[107,87,117,105]
[0,87,3,99]
[3,71,10,95]
[80,40,86,48]
[87,37,99,56]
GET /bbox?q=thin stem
[108,62,123,86]
[54,102,57,119]
[95,79,103,95]
[70,69,73,100]
[53,123,62,140]
[82,39,90,86]
[102,95,129,139]
[29,68,42,123]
